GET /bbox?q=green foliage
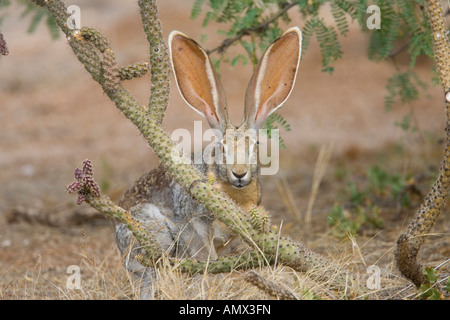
[418,266,442,300]
[301,287,322,300]
[300,13,344,74]
[191,0,206,20]
[384,70,428,133]
[0,1,437,111]
[0,0,60,39]
[384,71,428,111]
[191,0,433,72]
[328,203,361,238]
[349,164,410,208]
[352,0,433,113]
[367,0,399,61]
[1,1,437,147]
[24,6,59,39]
[190,0,436,125]
[191,0,345,72]
[367,165,406,199]
[328,164,414,239]
[0,0,11,26]
[365,0,433,64]
[328,202,383,239]
[315,17,343,74]
[330,2,349,36]
[262,112,291,149]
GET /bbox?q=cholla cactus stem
[395,0,450,288]
[138,0,170,123]
[119,62,150,80]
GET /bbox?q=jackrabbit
[115,27,302,298]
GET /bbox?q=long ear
[169,31,228,130]
[244,27,302,129]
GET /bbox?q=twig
[206,1,299,55]
[388,42,409,59]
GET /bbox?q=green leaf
[346,182,366,206]
[0,0,11,8]
[46,14,60,40]
[408,29,433,68]
[330,2,349,35]
[422,266,438,284]
[211,57,222,74]
[367,0,398,61]
[315,18,342,72]
[418,283,442,300]
[301,16,319,52]
[395,113,411,131]
[384,71,426,110]
[262,112,291,149]
[230,53,248,67]
[27,8,46,34]
[15,1,60,39]
[191,0,206,20]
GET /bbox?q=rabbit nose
[232,171,247,179]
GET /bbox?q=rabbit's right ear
[169,31,228,130]
[244,27,302,129]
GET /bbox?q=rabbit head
[169,28,302,190]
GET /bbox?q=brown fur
[217,177,261,212]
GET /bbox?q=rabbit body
[115,27,302,297]
[115,152,259,265]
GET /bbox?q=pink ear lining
[254,82,290,125]
[169,30,227,130]
[199,99,221,129]
[249,27,302,129]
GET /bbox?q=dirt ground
[0,0,449,299]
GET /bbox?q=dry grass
[305,141,335,224]
[1,142,448,300]
[0,227,431,300]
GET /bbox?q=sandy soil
[0,0,448,299]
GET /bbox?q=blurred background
[0,0,447,298]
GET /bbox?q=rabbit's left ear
[244,27,302,129]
